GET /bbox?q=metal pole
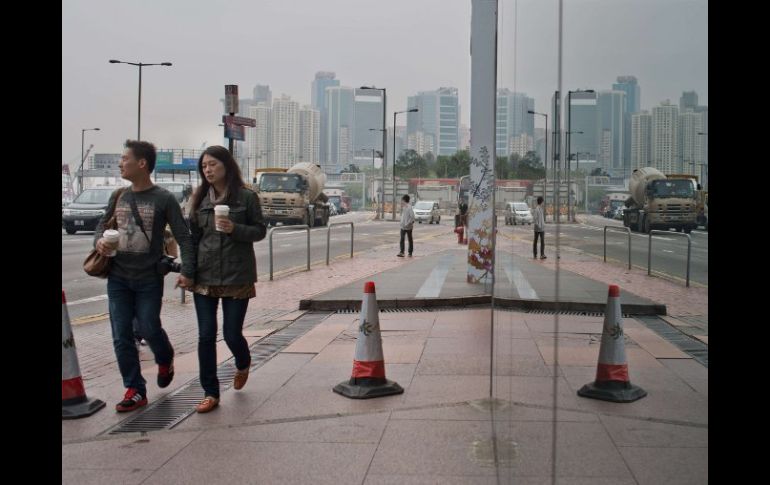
[306,226,311,271]
[567,91,571,222]
[686,234,691,287]
[543,113,548,216]
[604,227,607,262]
[350,223,354,258]
[648,231,652,276]
[326,225,331,265]
[627,228,631,270]
[381,90,387,220]
[137,64,142,140]
[392,111,397,220]
[80,130,84,194]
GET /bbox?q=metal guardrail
[603,226,632,270]
[648,230,692,287]
[326,222,354,265]
[269,225,310,281]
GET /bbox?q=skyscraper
[324,86,355,174]
[631,111,652,170]
[271,95,300,169]
[680,91,698,112]
[299,106,320,165]
[651,101,679,174]
[568,90,598,160]
[679,110,705,176]
[496,89,534,157]
[612,76,640,172]
[597,90,627,174]
[406,87,460,156]
[253,85,272,106]
[246,103,271,171]
[353,88,384,156]
[312,72,340,165]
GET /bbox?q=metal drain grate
[634,315,708,367]
[105,312,331,435]
[525,310,622,317]
[335,306,485,314]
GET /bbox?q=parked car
[413,200,441,224]
[504,201,533,225]
[62,187,121,234]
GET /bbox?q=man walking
[533,196,546,260]
[94,140,195,412]
[397,194,415,257]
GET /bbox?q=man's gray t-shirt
[95,186,195,281]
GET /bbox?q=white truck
[254,162,330,227]
[623,167,699,233]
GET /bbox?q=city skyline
[63,0,707,169]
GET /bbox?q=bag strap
[127,191,152,244]
[104,188,128,229]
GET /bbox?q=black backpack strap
[127,191,151,244]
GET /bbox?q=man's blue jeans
[107,275,174,395]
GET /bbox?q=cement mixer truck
[254,162,330,227]
[623,167,698,234]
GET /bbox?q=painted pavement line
[415,253,455,298]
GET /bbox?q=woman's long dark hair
[190,146,246,218]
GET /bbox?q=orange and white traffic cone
[577,285,647,403]
[333,282,404,399]
[62,290,106,419]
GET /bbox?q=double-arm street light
[109,59,173,140]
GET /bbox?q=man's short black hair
[402,194,410,203]
[125,140,157,173]
[537,196,544,204]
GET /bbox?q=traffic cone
[62,290,106,419]
[577,285,647,403]
[333,282,404,399]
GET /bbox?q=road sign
[225,85,239,114]
[222,115,256,127]
[224,124,245,141]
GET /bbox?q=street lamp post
[79,127,100,194]
[369,128,386,218]
[109,59,172,140]
[567,89,594,222]
[361,86,387,220]
[697,132,708,189]
[528,110,548,218]
[393,108,419,220]
[565,132,583,221]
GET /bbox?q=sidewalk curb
[299,296,666,315]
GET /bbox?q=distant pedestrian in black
[533,196,546,260]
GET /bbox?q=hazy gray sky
[62,0,707,165]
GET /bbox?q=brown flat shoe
[234,367,249,390]
[196,396,219,413]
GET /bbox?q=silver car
[413,200,441,224]
[505,202,533,225]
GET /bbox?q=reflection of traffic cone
[333,282,404,399]
[62,290,106,419]
[578,285,647,403]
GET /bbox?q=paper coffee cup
[214,205,230,231]
[103,229,120,257]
